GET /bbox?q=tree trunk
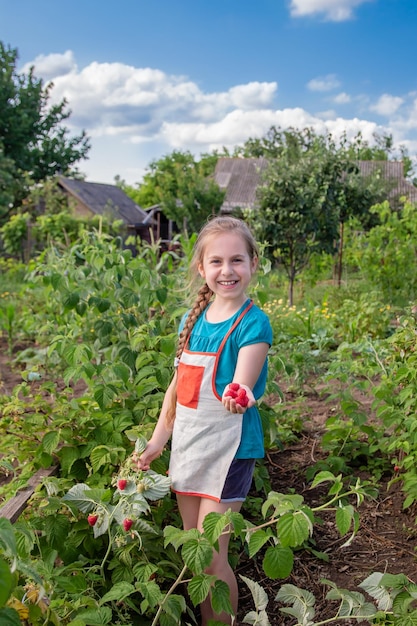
[337,221,344,287]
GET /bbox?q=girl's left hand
[222,383,256,414]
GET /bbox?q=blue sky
[2,0,417,185]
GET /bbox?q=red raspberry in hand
[229,383,240,391]
[123,518,133,531]
[235,388,249,407]
[117,479,127,490]
[87,514,98,526]
[225,389,238,398]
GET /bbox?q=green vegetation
[1,209,417,623]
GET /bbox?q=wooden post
[0,466,59,523]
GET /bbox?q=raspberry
[123,518,133,531]
[87,514,98,526]
[225,389,238,398]
[229,383,240,391]
[236,396,248,407]
[117,479,127,490]
[237,388,247,398]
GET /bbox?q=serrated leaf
[263,545,294,579]
[99,582,136,605]
[211,579,233,617]
[135,580,163,609]
[310,471,338,488]
[141,470,171,500]
[94,384,117,409]
[74,606,112,624]
[278,510,313,548]
[240,575,269,611]
[202,512,228,544]
[247,529,270,558]
[161,594,186,620]
[41,430,60,455]
[335,504,354,536]
[188,573,216,606]
[181,536,213,574]
[0,518,17,556]
[90,445,114,472]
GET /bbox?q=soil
[1,339,417,625]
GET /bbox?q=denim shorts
[220,458,256,503]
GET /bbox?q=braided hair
[165,216,259,425]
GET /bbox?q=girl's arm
[135,370,178,470]
[222,342,270,414]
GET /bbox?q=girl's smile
[198,232,257,305]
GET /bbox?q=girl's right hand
[134,441,163,471]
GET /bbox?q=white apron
[169,301,253,502]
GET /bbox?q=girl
[137,216,272,625]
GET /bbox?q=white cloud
[26,52,416,184]
[307,74,340,92]
[290,0,374,21]
[333,92,351,104]
[370,93,404,116]
[21,50,76,81]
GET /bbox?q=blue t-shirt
[179,299,273,459]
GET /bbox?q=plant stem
[150,564,188,626]
[100,527,114,579]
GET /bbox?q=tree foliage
[0,41,90,222]
[124,150,225,234]
[243,128,385,304]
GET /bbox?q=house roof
[214,157,417,211]
[58,176,152,225]
[357,161,417,204]
[214,157,268,212]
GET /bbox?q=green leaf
[335,504,354,536]
[263,545,294,579]
[90,446,114,472]
[0,557,13,607]
[0,518,17,556]
[161,594,186,620]
[187,573,215,606]
[0,607,21,626]
[135,580,163,609]
[278,510,313,547]
[202,512,228,544]
[94,384,117,409]
[247,529,271,558]
[99,582,136,605]
[59,446,80,474]
[41,430,60,455]
[74,606,112,624]
[181,536,213,574]
[44,514,70,549]
[211,579,233,617]
[310,470,338,488]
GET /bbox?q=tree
[124,150,225,234]
[0,42,90,221]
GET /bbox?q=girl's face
[198,232,258,305]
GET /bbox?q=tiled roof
[357,161,417,204]
[214,158,417,211]
[214,157,268,212]
[58,176,151,225]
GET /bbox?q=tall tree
[124,150,225,234]
[0,42,90,221]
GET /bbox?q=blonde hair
[166,216,259,425]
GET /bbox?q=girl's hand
[222,382,255,414]
[133,441,164,471]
